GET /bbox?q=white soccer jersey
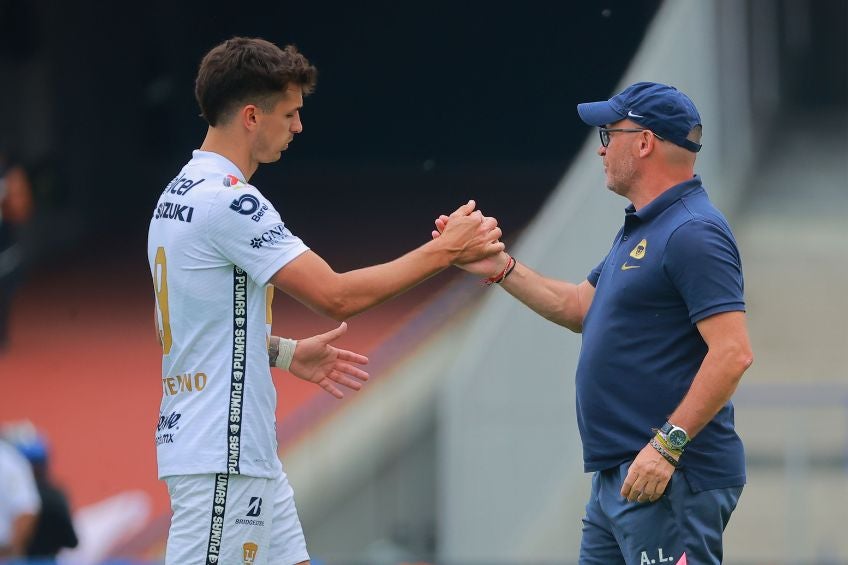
[0,440,40,546]
[147,150,309,479]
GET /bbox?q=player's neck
[199,128,256,181]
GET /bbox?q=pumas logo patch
[242,542,258,564]
[630,239,647,259]
[622,238,647,271]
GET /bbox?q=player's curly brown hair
[195,37,317,127]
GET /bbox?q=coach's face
[598,119,641,200]
[253,84,304,164]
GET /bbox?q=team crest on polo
[630,239,647,259]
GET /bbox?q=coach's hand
[432,212,508,276]
[435,201,504,265]
[620,442,676,503]
[289,322,370,399]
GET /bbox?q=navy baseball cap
[577,81,702,152]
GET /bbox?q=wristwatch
[660,421,690,450]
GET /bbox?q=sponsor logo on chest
[154,201,195,223]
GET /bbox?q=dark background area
[0,0,663,273]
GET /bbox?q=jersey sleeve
[663,219,745,324]
[206,186,310,286]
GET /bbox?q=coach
[435,81,753,564]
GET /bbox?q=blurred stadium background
[0,0,846,563]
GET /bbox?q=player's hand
[431,213,450,240]
[432,214,510,277]
[620,442,676,503]
[434,201,504,265]
[289,322,369,399]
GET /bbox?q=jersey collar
[191,150,247,183]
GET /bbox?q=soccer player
[147,37,503,565]
[435,82,753,564]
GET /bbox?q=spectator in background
[8,425,79,563]
[0,435,39,558]
[0,146,34,352]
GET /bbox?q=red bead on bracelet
[483,256,515,286]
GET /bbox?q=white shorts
[164,472,309,565]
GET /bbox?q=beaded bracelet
[650,437,680,468]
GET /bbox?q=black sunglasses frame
[598,128,665,148]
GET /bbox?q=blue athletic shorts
[579,461,743,565]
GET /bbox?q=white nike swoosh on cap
[627,110,644,118]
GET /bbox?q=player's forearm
[327,240,452,319]
[268,336,296,370]
[269,336,281,367]
[10,513,37,556]
[668,342,752,438]
[500,261,585,332]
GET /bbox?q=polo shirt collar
[191,150,247,183]
[625,175,704,222]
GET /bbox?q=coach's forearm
[668,329,752,437]
[668,358,746,438]
[500,261,586,332]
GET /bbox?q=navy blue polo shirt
[576,176,746,492]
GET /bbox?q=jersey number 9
[154,246,173,354]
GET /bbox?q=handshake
[429,199,513,281]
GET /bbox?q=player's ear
[242,105,259,131]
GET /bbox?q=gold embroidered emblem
[630,239,647,259]
[243,542,259,564]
